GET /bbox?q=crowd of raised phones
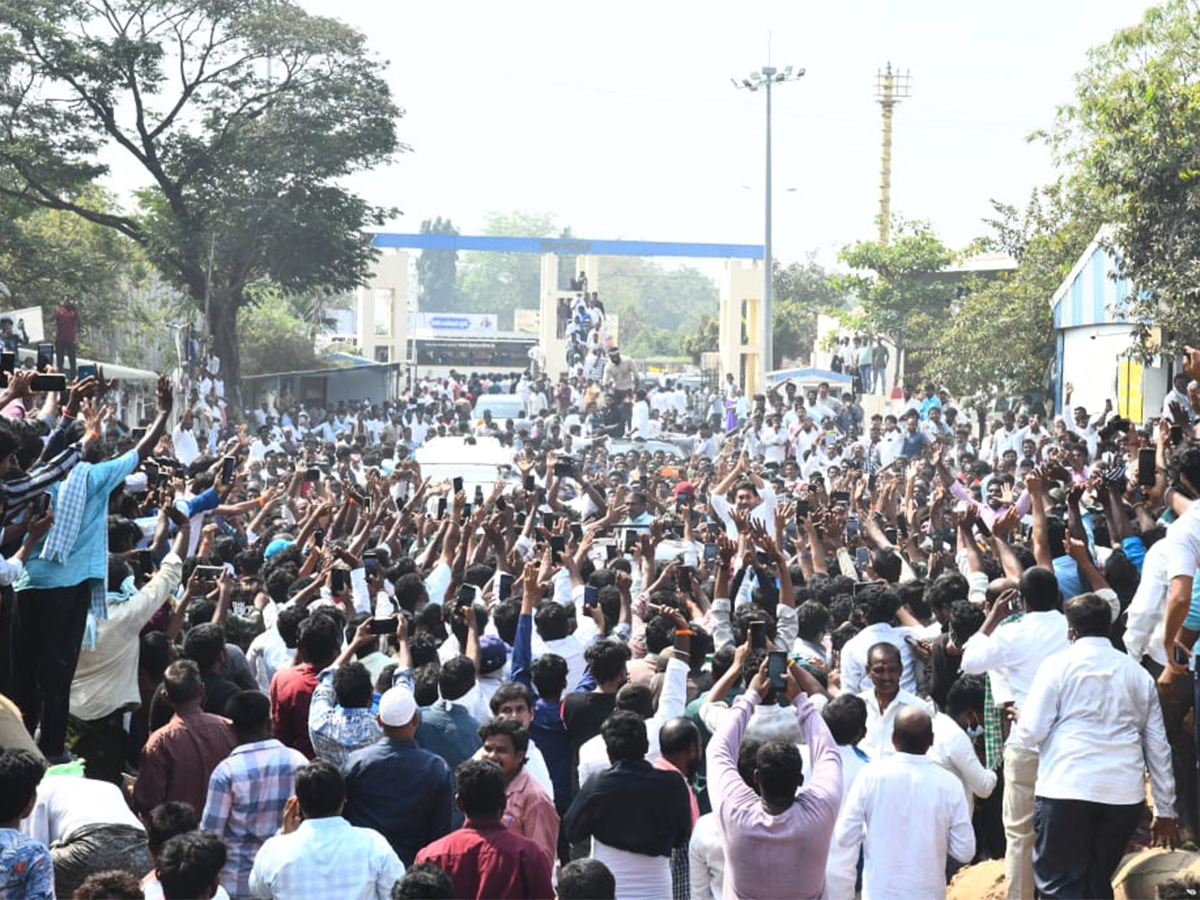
[0,348,1199,900]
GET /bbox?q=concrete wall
[1060,322,1167,425]
[356,249,410,365]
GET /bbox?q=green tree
[1052,0,1200,352]
[832,219,955,384]
[416,217,460,310]
[680,314,719,363]
[457,211,557,315]
[237,285,320,377]
[0,0,401,411]
[773,256,849,369]
[927,185,1103,412]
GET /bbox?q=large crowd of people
[0,340,1197,900]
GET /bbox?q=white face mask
[965,722,984,740]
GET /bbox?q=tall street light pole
[733,64,804,380]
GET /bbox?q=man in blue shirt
[14,376,173,762]
[899,411,930,460]
[342,684,453,866]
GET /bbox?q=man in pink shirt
[708,656,842,900]
[478,717,559,865]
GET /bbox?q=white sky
[92,0,1156,271]
[287,0,1155,267]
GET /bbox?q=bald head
[985,577,1018,606]
[658,717,700,758]
[892,706,934,755]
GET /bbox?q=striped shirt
[201,738,308,898]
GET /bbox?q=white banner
[407,312,499,335]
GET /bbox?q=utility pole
[732,63,805,378]
[874,63,911,246]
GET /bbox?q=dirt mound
[948,859,1006,900]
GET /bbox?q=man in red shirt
[269,611,340,758]
[53,297,81,377]
[415,759,554,900]
[131,660,236,817]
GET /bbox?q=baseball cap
[672,480,695,498]
[378,685,418,727]
[479,635,508,674]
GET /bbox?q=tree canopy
[0,0,401,408]
[1053,0,1200,352]
[831,219,955,383]
[416,217,460,310]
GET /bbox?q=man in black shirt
[564,710,692,898]
[562,640,630,788]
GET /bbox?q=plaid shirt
[983,612,1024,770]
[201,738,308,898]
[308,667,383,768]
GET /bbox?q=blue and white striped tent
[1049,229,1136,330]
[1049,229,1166,421]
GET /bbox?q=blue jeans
[873,365,888,394]
[858,364,873,394]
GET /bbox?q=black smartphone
[457,583,476,606]
[370,617,396,635]
[77,363,97,381]
[583,585,599,609]
[704,542,718,561]
[437,497,447,518]
[221,456,235,485]
[550,534,566,563]
[36,343,53,372]
[305,467,320,482]
[542,512,556,530]
[331,568,346,593]
[1174,643,1191,667]
[624,530,638,552]
[498,572,513,602]
[134,549,155,577]
[364,552,379,577]
[524,474,536,492]
[0,351,14,376]
[194,565,224,582]
[474,485,485,506]
[462,502,472,519]
[855,546,870,569]
[749,620,767,650]
[452,476,464,495]
[768,650,788,692]
[831,490,851,506]
[845,516,860,538]
[31,374,66,393]
[31,492,50,517]
[605,543,619,561]
[571,523,584,543]
[795,499,810,519]
[313,528,325,549]
[144,462,160,488]
[130,426,147,442]
[1137,447,1157,487]
[495,495,507,512]
[553,461,573,478]
[1171,424,1184,445]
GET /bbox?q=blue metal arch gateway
[370,232,764,260]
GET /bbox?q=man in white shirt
[831,706,975,900]
[707,453,778,540]
[857,642,927,761]
[929,675,997,815]
[172,413,200,467]
[249,758,404,900]
[839,585,922,696]
[1014,593,1177,899]
[960,566,1068,900]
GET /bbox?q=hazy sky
[282,0,1155,267]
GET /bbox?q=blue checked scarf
[40,462,108,650]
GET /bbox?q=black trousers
[13,582,92,759]
[611,389,632,436]
[1033,796,1143,900]
[55,340,77,378]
